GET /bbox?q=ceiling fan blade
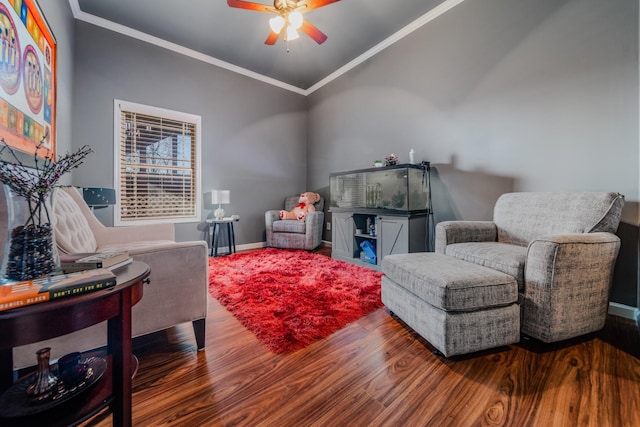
[264,30,280,45]
[227,0,275,13]
[303,0,340,10]
[301,20,328,44]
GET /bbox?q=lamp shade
[288,11,303,29]
[285,26,299,41]
[82,187,116,209]
[211,190,230,205]
[269,16,285,33]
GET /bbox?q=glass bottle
[26,347,58,400]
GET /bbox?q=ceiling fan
[227,0,340,49]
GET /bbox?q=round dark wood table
[0,261,150,427]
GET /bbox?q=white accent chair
[9,186,208,369]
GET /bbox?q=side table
[207,218,238,257]
[0,261,150,427]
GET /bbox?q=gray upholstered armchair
[265,194,324,250]
[435,192,624,343]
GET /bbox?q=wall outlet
[326,222,331,231]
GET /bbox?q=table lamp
[82,187,116,211]
[211,190,230,220]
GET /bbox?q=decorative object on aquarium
[385,154,398,166]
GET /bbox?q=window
[114,100,201,225]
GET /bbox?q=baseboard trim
[608,302,638,320]
[231,241,331,252]
[236,242,266,252]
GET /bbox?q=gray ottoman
[381,253,520,357]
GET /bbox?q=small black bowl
[57,352,81,383]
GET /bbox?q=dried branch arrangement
[0,138,92,226]
[0,138,92,280]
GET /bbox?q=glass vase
[26,347,58,400]
[1,185,59,283]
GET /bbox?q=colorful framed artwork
[0,0,56,163]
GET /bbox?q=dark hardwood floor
[84,247,640,426]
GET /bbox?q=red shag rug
[208,248,384,353]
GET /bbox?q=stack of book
[0,269,118,312]
[60,251,132,273]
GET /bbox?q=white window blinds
[114,100,201,225]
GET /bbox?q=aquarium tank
[329,164,430,214]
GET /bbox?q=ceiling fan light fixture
[285,26,299,41]
[288,11,303,29]
[227,0,339,46]
[269,15,285,33]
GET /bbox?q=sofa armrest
[305,211,324,248]
[127,240,209,337]
[526,232,621,285]
[265,210,281,245]
[305,211,324,233]
[93,222,175,247]
[304,211,324,233]
[435,221,497,254]
[265,210,281,230]
[523,232,621,342]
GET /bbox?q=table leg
[0,349,13,391]
[205,224,211,252]
[213,223,220,257]
[230,223,236,254]
[108,288,133,427]
[209,223,214,256]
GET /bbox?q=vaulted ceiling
[71,0,461,94]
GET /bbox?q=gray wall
[307,0,639,306]
[72,22,307,244]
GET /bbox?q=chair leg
[192,318,206,350]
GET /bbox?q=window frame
[113,99,202,226]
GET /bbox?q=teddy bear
[280,192,321,221]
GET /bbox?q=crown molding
[67,0,306,95]
[68,0,464,96]
[306,0,465,94]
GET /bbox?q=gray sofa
[8,187,209,369]
[435,192,624,343]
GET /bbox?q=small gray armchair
[265,195,324,250]
[435,192,624,343]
